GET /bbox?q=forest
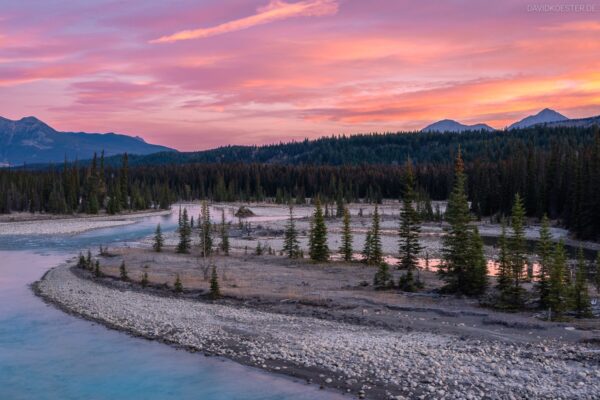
[1,125,599,240]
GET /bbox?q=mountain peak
[422,119,495,133]
[509,108,568,129]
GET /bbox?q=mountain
[508,108,568,129]
[543,114,600,128]
[0,116,175,166]
[421,119,495,133]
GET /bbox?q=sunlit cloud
[150,0,338,43]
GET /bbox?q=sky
[1,0,599,151]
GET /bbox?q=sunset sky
[1,0,599,150]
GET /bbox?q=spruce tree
[119,261,128,281]
[496,223,511,294]
[176,208,191,254]
[508,193,527,308]
[439,149,472,294]
[398,161,422,290]
[94,260,101,277]
[373,263,393,290]
[362,229,372,264]
[339,206,353,261]
[199,201,213,257]
[86,250,93,270]
[219,209,230,255]
[308,198,329,262]
[536,215,553,308]
[174,274,183,293]
[548,242,568,319]
[283,205,300,258]
[210,265,221,299]
[363,206,383,265]
[572,248,592,318]
[465,226,488,296]
[153,223,164,252]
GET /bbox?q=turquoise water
[0,213,343,400]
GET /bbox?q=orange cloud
[150,0,338,43]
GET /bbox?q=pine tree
[153,223,164,252]
[255,241,263,255]
[283,205,300,258]
[363,206,383,265]
[141,271,149,288]
[439,149,472,294]
[119,261,128,281]
[177,208,191,254]
[336,193,344,218]
[78,252,87,269]
[94,260,101,277]
[199,201,213,257]
[465,226,488,296]
[548,242,568,319]
[86,250,93,270]
[174,274,183,293]
[309,198,329,262]
[219,209,230,255]
[536,215,553,308]
[508,193,527,308]
[362,229,372,263]
[496,223,511,293]
[339,206,353,261]
[373,263,393,290]
[210,265,221,299]
[398,161,422,290]
[572,247,592,318]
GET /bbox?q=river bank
[0,209,172,235]
[35,260,600,400]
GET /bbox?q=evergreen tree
[496,223,511,295]
[77,252,87,269]
[283,205,300,258]
[335,193,345,218]
[255,241,263,255]
[373,263,393,290]
[465,226,488,296]
[219,209,230,255]
[94,260,101,277]
[86,250,93,270]
[176,208,191,254]
[548,242,569,319]
[153,223,164,252]
[210,265,221,299]
[364,206,383,265]
[141,271,149,288]
[339,206,353,261]
[174,274,183,293]
[362,229,372,264]
[308,198,329,262]
[119,261,128,281]
[508,193,527,308]
[536,215,553,308]
[199,201,213,257]
[119,153,129,210]
[572,248,592,318]
[398,161,422,290]
[439,149,473,294]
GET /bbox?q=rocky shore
[35,263,600,399]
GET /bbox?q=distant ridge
[544,114,600,128]
[508,108,568,129]
[421,119,495,133]
[0,116,175,166]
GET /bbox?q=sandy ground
[0,209,171,235]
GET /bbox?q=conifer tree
[78,252,87,269]
[199,201,213,257]
[174,274,183,293]
[176,208,191,254]
[465,226,488,296]
[141,271,149,288]
[255,241,263,255]
[219,209,230,255]
[572,248,592,318]
[536,215,553,308]
[119,261,128,281]
[439,149,472,294]
[86,250,93,270]
[309,198,329,262]
[398,161,422,290]
[94,260,101,277]
[363,206,383,265]
[153,223,164,252]
[508,193,527,308]
[283,205,300,258]
[336,193,345,218]
[373,263,393,290]
[210,265,221,299]
[548,242,568,319]
[496,223,511,294]
[339,206,353,261]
